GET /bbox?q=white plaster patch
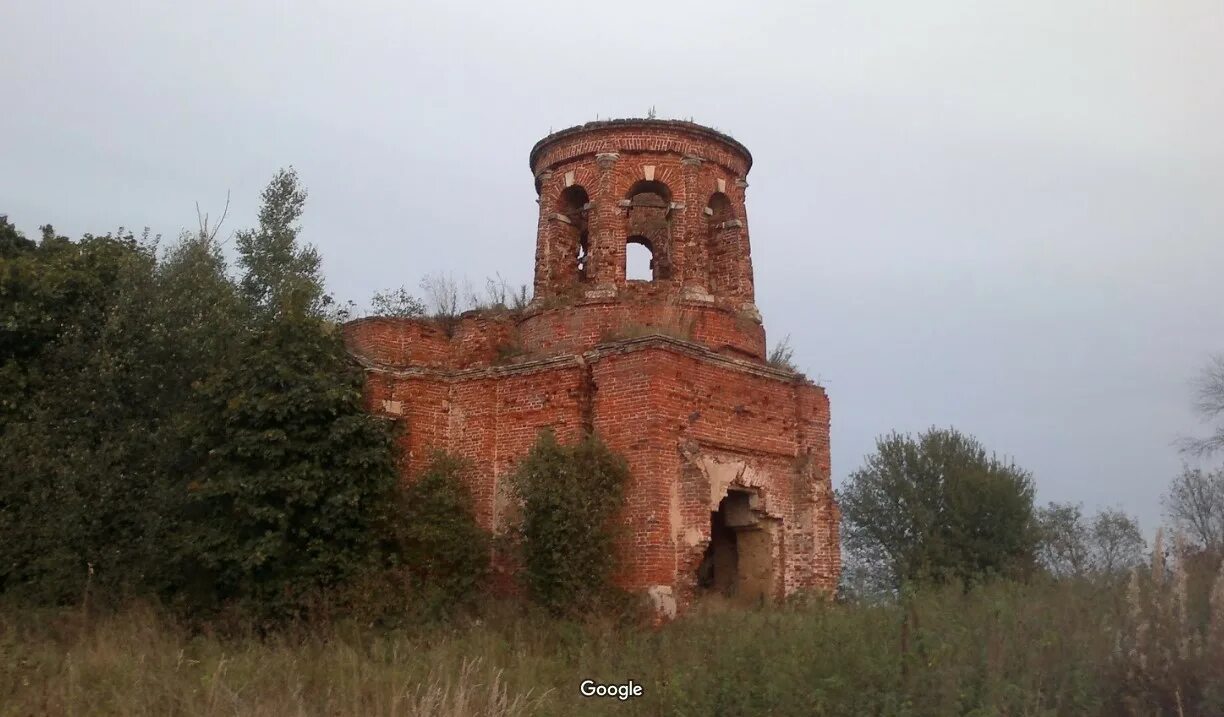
[683,450,776,517]
[381,399,403,415]
[647,585,677,620]
[682,527,704,547]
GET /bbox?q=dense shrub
[178,306,399,616]
[508,430,629,614]
[396,452,491,614]
[0,224,223,604]
[0,171,403,619]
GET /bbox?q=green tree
[838,427,1038,591]
[0,171,403,617]
[234,167,324,314]
[508,431,629,614]
[178,168,399,615]
[0,215,35,257]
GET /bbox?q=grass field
[4,575,1221,716]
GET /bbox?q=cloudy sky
[3,0,1222,531]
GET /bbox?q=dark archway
[624,180,673,281]
[558,185,590,282]
[696,490,775,604]
[707,192,733,224]
[625,179,672,204]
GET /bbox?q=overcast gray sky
[3,0,1222,531]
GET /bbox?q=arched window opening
[625,179,672,205]
[626,236,654,281]
[708,192,733,225]
[559,185,589,220]
[558,185,590,283]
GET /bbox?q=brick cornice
[354,334,820,390]
[530,118,751,174]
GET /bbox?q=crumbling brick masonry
[344,119,840,616]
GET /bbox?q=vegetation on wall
[766,334,798,372]
[395,452,491,615]
[507,430,630,614]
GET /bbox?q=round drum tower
[519,119,766,360]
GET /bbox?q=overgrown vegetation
[0,171,401,617]
[6,168,1224,713]
[767,334,798,371]
[506,431,630,615]
[368,273,531,331]
[395,453,491,616]
[368,285,426,317]
[4,567,1223,716]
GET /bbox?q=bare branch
[1162,465,1224,552]
[1179,354,1224,457]
[195,191,232,244]
[209,191,231,243]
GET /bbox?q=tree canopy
[838,427,1038,592]
[0,173,400,616]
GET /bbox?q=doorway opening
[696,490,775,604]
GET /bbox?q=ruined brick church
[344,119,840,616]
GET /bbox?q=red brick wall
[531,120,757,311]
[346,330,841,612]
[342,119,840,616]
[583,340,839,606]
[518,299,765,360]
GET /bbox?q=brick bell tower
[523,120,765,360]
[345,119,840,617]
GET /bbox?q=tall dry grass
[0,605,547,716]
[3,568,1224,716]
[1114,530,1224,714]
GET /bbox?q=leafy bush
[179,307,399,616]
[369,285,426,317]
[396,452,491,614]
[508,431,629,614]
